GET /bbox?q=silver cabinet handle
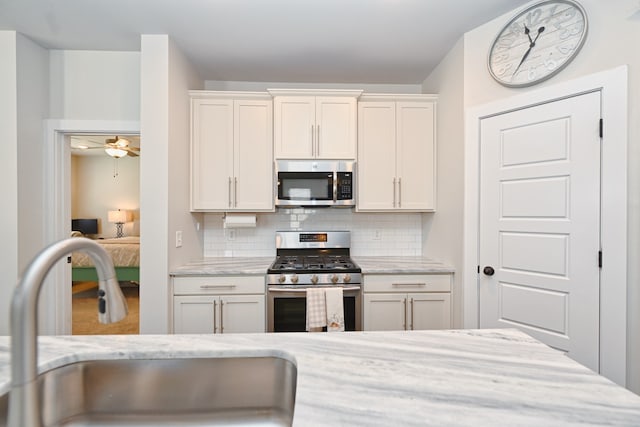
[403,297,407,330]
[213,299,218,334]
[316,125,320,157]
[393,178,397,207]
[311,125,315,156]
[234,177,238,207]
[220,299,224,333]
[199,284,236,290]
[392,283,426,287]
[228,177,232,208]
[410,297,414,330]
[398,177,402,208]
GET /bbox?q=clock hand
[524,25,533,44]
[513,26,546,77]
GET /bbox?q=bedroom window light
[108,210,129,238]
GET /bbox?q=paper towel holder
[223,213,257,229]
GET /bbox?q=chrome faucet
[8,237,128,427]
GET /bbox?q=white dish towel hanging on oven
[306,288,326,332]
[306,288,344,332]
[325,287,345,332]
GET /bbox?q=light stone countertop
[353,256,455,274]
[170,256,454,276]
[170,257,274,276]
[1,329,639,426]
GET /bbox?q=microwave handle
[333,171,338,202]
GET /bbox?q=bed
[72,236,140,282]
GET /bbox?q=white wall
[424,0,640,392]
[205,80,422,93]
[16,33,50,331]
[0,32,50,335]
[421,37,465,328]
[203,210,423,258]
[71,154,140,238]
[140,35,203,334]
[167,37,204,270]
[49,50,140,120]
[0,31,19,335]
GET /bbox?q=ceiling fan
[104,136,140,158]
[71,135,140,158]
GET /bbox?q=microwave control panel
[336,172,353,200]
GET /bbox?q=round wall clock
[488,0,588,87]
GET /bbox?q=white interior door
[479,91,601,371]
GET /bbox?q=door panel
[357,102,397,210]
[316,97,357,159]
[363,293,406,331]
[191,99,233,210]
[234,100,273,210]
[410,293,451,330]
[479,91,601,371]
[220,295,265,334]
[173,296,216,334]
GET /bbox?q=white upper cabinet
[357,94,437,212]
[270,89,361,159]
[190,91,273,212]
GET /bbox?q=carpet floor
[72,282,139,335]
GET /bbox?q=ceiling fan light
[115,136,130,148]
[105,147,128,158]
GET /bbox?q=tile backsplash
[203,209,423,257]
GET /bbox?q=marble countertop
[353,256,455,274]
[1,329,639,426]
[171,256,454,276]
[170,257,274,276]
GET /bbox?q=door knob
[483,266,495,276]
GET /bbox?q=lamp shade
[105,147,128,158]
[108,210,128,224]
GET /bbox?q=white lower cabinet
[172,276,265,334]
[363,274,452,331]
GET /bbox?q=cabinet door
[273,96,315,159]
[409,293,451,330]
[173,296,217,334]
[220,295,266,333]
[357,102,397,210]
[396,101,436,211]
[234,100,273,210]
[363,293,407,331]
[191,99,234,210]
[316,97,357,159]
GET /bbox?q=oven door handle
[269,286,361,293]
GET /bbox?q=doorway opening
[69,133,141,334]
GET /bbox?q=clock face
[488,0,588,87]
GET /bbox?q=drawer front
[173,276,265,295]
[364,274,451,293]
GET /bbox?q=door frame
[43,119,140,335]
[463,66,628,386]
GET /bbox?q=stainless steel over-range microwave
[275,160,355,207]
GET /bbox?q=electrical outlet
[373,230,382,240]
[227,229,236,241]
[175,230,183,248]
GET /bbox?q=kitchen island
[1,329,639,426]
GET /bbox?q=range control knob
[311,275,319,284]
[330,274,339,284]
[343,274,351,284]
[291,274,299,284]
[278,274,286,284]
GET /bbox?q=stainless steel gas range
[266,231,362,332]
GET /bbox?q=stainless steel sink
[0,355,297,426]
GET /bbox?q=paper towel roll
[223,214,257,228]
